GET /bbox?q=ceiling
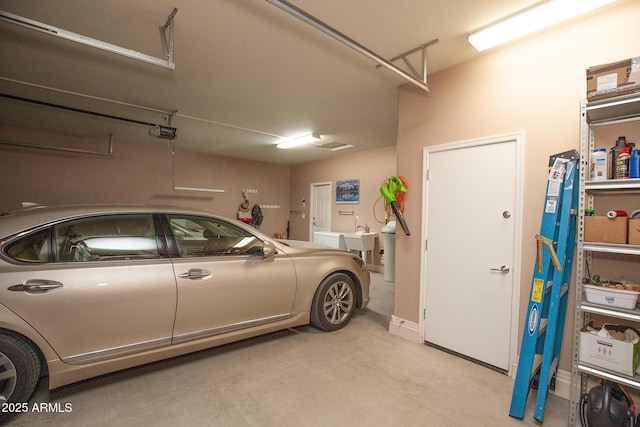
[0,0,585,165]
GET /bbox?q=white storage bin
[584,284,640,309]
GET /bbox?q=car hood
[276,239,351,255]
[277,239,329,249]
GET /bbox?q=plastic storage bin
[583,284,640,309]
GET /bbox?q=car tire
[0,334,41,404]
[310,273,356,332]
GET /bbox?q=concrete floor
[5,272,570,426]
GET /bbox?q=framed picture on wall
[336,179,359,204]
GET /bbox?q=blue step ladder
[509,151,580,422]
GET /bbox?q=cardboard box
[579,321,640,376]
[630,220,640,245]
[584,216,628,244]
[587,56,640,101]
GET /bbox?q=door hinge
[423,308,426,319]
[425,239,428,250]
[425,169,430,181]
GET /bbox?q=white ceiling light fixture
[468,0,616,52]
[276,133,321,149]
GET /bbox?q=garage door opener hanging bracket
[0,8,178,69]
[374,39,439,87]
[265,0,435,92]
[159,8,178,65]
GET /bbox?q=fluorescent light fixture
[173,186,224,193]
[276,133,321,149]
[468,0,616,52]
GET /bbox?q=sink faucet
[356,224,369,233]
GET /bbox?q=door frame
[309,181,332,241]
[420,132,525,376]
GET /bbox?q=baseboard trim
[510,361,571,401]
[388,315,422,343]
[552,368,571,400]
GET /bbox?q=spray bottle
[630,149,640,179]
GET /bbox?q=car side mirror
[263,241,276,260]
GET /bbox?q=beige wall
[395,1,640,373]
[0,126,291,238]
[289,145,397,264]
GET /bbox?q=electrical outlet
[355,215,360,221]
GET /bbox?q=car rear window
[54,215,158,262]
[5,228,51,263]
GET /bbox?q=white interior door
[423,135,521,372]
[310,182,331,240]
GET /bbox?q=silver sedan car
[0,205,369,404]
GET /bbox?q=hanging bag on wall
[251,204,263,228]
[237,202,252,223]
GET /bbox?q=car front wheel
[310,273,356,332]
[0,334,41,404]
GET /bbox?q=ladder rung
[560,284,568,298]
[538,318,548,337]
[530,354,542,381]
[543,357,559,388]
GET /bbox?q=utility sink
[343,232,376,253]
[343,232,376,270]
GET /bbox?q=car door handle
[489,265,510,274]
[178,269,212,280]
[9,280,63,293]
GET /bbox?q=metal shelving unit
[570,92,640,426]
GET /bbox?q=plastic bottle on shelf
[610,136,627,179]
[616,147,631,179]
[606,210,628,218]
[590,148,607,181]
[609,136,635,179]
[630,149,640,179]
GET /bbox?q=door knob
[490,265,510,274]
[503,211,511,218]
